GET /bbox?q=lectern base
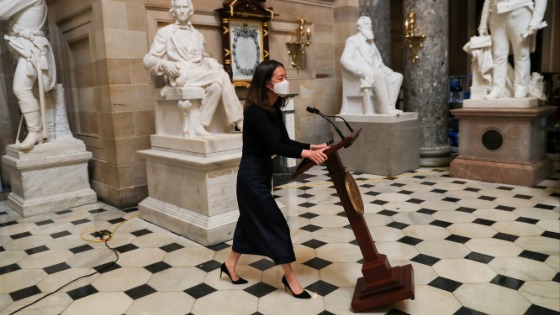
[351,265,415,312]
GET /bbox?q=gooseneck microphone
[306,106,354,132]
[306,106,345,140]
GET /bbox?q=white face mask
[271,80,290,98]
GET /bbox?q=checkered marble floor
[1,166,559,315]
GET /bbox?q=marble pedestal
[138,134,242,246]
[335,113,420,176]
[450,102,555,186]
[2,138,97,217]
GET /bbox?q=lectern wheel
[344,171,364,215]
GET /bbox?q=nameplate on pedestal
[207,167,238,212]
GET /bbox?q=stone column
[360,0,391,64]
[403,0,452,166]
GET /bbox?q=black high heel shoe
[282,276,311,299]
[220,263,248,284]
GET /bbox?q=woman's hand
[310,143,329,151]
[301,147,329,165]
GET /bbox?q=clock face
[344,172,364,215]
[230,19,263,82]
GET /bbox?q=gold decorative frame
[216,1,273,87]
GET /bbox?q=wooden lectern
[292,128,415,312]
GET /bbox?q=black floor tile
[70,218,90,225]
[35,219,55,226]
[302,239,327,249]
[244,281,276,298]
[196,260,221,273]
[430,220,452,228]
[492,233,519,242]
[465,252,494,264]
[303,257,332,270]
[25,245,49,255]
[456,207,476,213]
[299,202,317,208]
[446,234,471,244]
[10,231,32,240]
[144,261,172,274]
[125,284,156,300]
[541,231,560,240]
[301,224,322,232]
[299,212,319,219]
[250,258,275,271]
[306,280,338,296]
[44,262,71,274]
[490,274,524,290]
[10,285,41,301]
[131,229,153,237]
[472,219,496,226]
[114,243,139,253]
[184,283,217,299]
[69,244,94,254]
[417,208,437,215]
[378,210,398,216]
[524,304,559,315]
[398,236,423,246]
[51,230,71,239]
[453,306,488,315]
[411,254,440,266]
[495,205,515,212]
[159,242,184,253]
[516,217,539,224]
[0,263,21,275]
[208,242,230,251]
[428,277,462,292]
[66,284,98,300]
[387,222,409,230]
[519,250,549,262]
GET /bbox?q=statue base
[463,98,541,108]
[1,138,97,217]
[450,105,556,186]
[138,134,242,246]
[335,113,420,176]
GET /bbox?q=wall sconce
[404,11,426,64]
[286,19,311,69]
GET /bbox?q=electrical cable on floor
[8,213,139,315]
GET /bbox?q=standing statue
[144,0,243,136]
[478,0,548,99]
[339,16,402,116]
[1,0,56,150]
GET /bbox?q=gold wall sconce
[286,19,311,69]
[404,11,426,64]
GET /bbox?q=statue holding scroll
[478,0,548,99]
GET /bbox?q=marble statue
[144,0,243,136]
[339,16,402,116]
[478,0,548,99]
[1,0,57,150]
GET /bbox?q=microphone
[306,106,345,140]
[307,106,354,132]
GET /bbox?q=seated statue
[339,16,402,116]
[143,0,243,136]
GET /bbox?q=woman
[220,60,329,299]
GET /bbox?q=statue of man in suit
[340,16,402,115]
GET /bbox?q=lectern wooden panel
[293,129,415,312]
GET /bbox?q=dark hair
[244,60,287,114]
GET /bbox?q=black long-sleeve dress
[232,103,310,264]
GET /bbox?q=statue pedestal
[450,104,556,186]
[138,134,242,246]
[335,113,420,176]
[2,138,97,217]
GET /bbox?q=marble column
[403,0,452,166]
[360,0,391,64]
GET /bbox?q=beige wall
[39,0,343,207]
